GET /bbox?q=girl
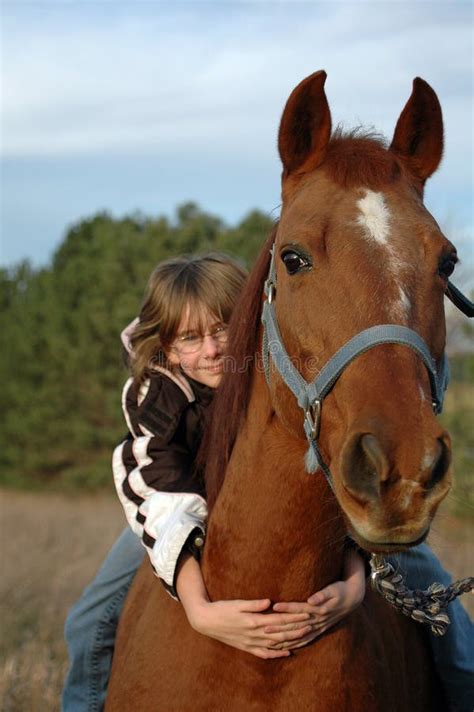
[62,252,472,712]
[62,253,366,711]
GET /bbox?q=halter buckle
[265,281,276,304]
[305,400,321,440]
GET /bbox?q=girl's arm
[176,553,313,660]
[113,375,208,599]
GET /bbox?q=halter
[261,242,472,483]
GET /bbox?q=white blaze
[356,190,412,321]
[398,287,411,312]
[356,190,391,244]
[394,286,411,318]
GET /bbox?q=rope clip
[304,400,321,440]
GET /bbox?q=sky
[1,0,473,272]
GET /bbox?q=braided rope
[369,554,474,636]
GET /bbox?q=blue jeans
[62,528,145,712]
[387,544,474,712]
[62,532,473,712]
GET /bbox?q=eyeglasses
[171,325,228,354]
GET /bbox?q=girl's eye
[180,333,200,343]
[281,249,311,275]
[438,254,457,281]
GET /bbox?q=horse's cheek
[270,376,304,439]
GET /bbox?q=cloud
[1,1,472,267]
[2,2,472,159]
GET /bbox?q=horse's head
[268,71,456,552]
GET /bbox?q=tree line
[1,202,472,515]
[0,203,273,490]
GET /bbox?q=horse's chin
[335,477,442,554]
[348,526,430,554]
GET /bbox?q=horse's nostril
[360,434,390,483]
[341,432,389,501]
[425,438,451,490]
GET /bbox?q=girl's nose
[201,334,220,357]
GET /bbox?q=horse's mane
[199,225,277,511]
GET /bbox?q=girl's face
[165,305,228,389]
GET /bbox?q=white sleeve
[141,492,207,582]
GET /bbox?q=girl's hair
[129,253,248,383]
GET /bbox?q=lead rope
[369,554,474,636]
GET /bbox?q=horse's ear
[390,78,443,184]
[278,70,332,177]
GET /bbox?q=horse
[107,71,456,711]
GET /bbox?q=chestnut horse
[107,72,455,711]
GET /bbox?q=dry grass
[0,491,123,712]
[0,490,472,712]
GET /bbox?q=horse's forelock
[200,225,278,511]
[325,128,403,190]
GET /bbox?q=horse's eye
[281,250,310,275]
[438,254,457,281]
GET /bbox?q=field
[0,489,472,712]
[0,492,124,712]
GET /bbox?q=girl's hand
[175,554,312,659]
[188,597,313,659]
[266,549,366,650]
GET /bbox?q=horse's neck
[202,370,346,602]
